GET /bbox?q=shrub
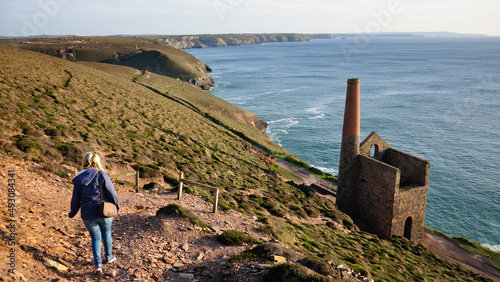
[56,141,84,164]
[227,249,259,268]
[132,163,162,178]
[57,169,68,178]
[264,263,332,282]
[44,127,60,137]
[258,216,270,224]
[262,199,286,217]
[350,263,368,276]
[301,257,335,276]
[143,182,162,190]
[304,206,320,218]
[251,243,303,261]
[217,230,262,246]
[156,204,208,228]
[14,135,41,153]
[325,221,336,229]
[342,219,354,230]
[162,172,179,186]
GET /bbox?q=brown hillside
[0,36,214,89]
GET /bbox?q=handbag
[98,170,118,217]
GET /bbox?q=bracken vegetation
[217,230,262,246]
[0,40,494,281]
[156,204,209,228]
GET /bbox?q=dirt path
[0,155,268,281]
[423,230,500,281]
[275,157,319,185]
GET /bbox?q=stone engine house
[337,78,430,243]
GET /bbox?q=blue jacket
[69,168,120,220]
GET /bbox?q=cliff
[151,33,312,49]
[0,36,215,89]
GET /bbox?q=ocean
[185,36,500,251]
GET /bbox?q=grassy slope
[130,69,336,182]
[134,70,282,150]
[0,45,492,281]
[0,36,212,87]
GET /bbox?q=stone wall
[337,135,360,216]
[382,148,429,187]
[359,132,391,157]
[392,185,429,242]
[357,155,399,239]
[343,134,430,242]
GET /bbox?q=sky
[1,0,499,37]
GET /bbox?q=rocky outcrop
[158,34,312,49]
[189,74,214,90]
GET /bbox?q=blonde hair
[82,152,104,170]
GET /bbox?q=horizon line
[0,31,493,39]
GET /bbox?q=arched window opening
[404,216,413,240]
[370,144,379,158]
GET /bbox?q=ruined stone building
[337,78,430,243]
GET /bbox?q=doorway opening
[404,216,413,240]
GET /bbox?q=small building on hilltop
[336,78,430,243]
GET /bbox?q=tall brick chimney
[337,78,360,214]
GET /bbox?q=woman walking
[69,152,120,274]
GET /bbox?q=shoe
[95,265,103,275]
[105,255,116,264]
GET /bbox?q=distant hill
[144,31,489,49]
[145,33,313,49]
[0,36,215,89]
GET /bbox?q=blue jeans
[83,217,114,266]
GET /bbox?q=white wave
[254,91,274,96]
[305,106,321,113]
[308,114,325,120]
[267,117,299,126]
[215,81,232,87]
[266,130,283,146]
[231,101,246,105]
[306,106,326,119]
[282,86,309,93]
[481,243,500,252]
[312,165,338,175]
[225,91,274,104]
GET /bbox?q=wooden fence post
[178,172,184,200]
[177,172,218,213]
[213,188,219,214]
[135,171,140,193]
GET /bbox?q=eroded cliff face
[159,34,311,49]
[189,73,214,90]
[1,37,215,90]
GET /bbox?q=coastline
[146,33,314,49]
[423,229,500,281]
[185,37,500,253]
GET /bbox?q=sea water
[186,36,500,251]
